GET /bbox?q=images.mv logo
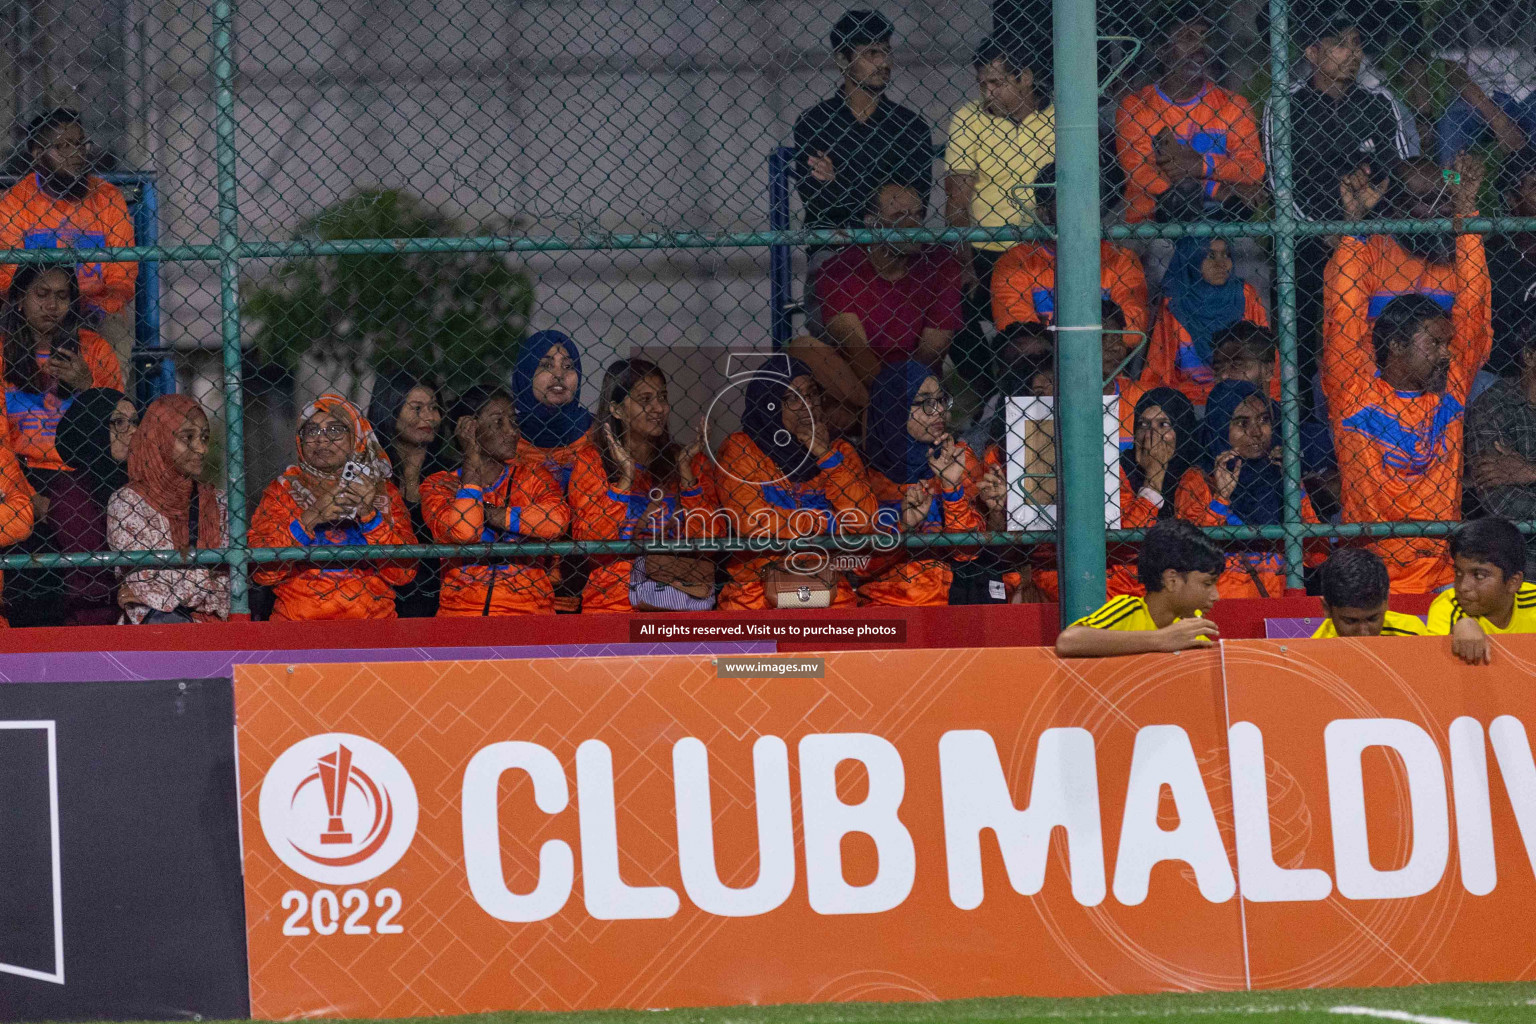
[259,733,419,885]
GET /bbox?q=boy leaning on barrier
[1054,519,1222,658]
[1427,517,1536,665]
[1311,547,1426,638]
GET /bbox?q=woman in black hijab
[51,387,136,625]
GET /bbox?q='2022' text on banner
[234,642,1536,1019]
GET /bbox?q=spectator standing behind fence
[1465,324,1536,579]
[857,361,990,607]
[795,183,961,432]
[990,163,1149,372]
[569,359,714,613]
[423,386,569,616]
[1264,9,1419,407]
[714,362,875,611]
[48,388,132,626]
[794,9,933,307]
[368,373,449,618]
[1176,380,1322,599]
[108,395,228,624]
[1433,39,1533,166]
[944,34,1054,387]
[248,395,417,621]
[1141,237,1270,404]
[0,110,136,351]
[514,330,597,612]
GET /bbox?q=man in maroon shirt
[790,182,962,431]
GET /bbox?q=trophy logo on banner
[259,733,419,885]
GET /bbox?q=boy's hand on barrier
[1156,618,1220,652]
[1451,617,1493,665]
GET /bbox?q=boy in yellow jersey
[1312,548,1427,638]
[1428,517,1536,664]
[1056,519,1222,657]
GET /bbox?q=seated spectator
[0,109,137,324]
[714,361,876,610]
[248,395,417,621]
[108,395,228,624]
[1428,517,1536,664]
[1467,323,1536,577]
[422,386,569,616]
[368,373,449,618]
[513,330,598,611]
[1324,160,1491,593]
[1265,7,1420,411]
[1141,237,1270,403]
[569,358,714,613]
[794,183,961,432]
[49,388,132,625]
[1054,518,1222,657]
[1434,41,1533,166]
[1209,321,1276,392]
[0,437,34,625]
[1,265,125,476]
[857,361,991,607]
[991,163,1150,373]
[944,33,1054,386]
[1176,380,1322,598]
[1115,8,1265,226]
[1488,149,1536,376]
[1312,547,1426,638]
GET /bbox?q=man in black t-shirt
[792,10,934,233]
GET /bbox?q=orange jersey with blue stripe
[1115,82,1266,224]
[1142,286,1272,403]
[0,175,138,314]
[1,329,125,472]
[857,444,987,608]
[1323,232,1492,591]
[991,240,1150,342]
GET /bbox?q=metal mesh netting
[0,0,1529,624]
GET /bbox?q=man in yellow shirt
[1428,517,1536,663]
[944,33,1055,388]
[1311,548,1427,638]
[1056,519,1222,657]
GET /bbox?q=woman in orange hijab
[107,394,229,623]
[248,393,417,620]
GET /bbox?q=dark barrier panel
[0,679,248,1021]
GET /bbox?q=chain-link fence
[0,0,1530,626]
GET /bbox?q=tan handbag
[759,560,841,609]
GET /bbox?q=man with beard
[0,110,137,321]
[1323,154,1491,593]
[790,183,961,432]
[943,33,1054,388]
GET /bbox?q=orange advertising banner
[234,640,1536,1020]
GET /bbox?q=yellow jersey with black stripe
[1072,594,1202,632]
[1310,611,1428,638]
[1427,581,1536,635]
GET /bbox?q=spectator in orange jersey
[1142,237,1270,403]
[714,360,876,610]
[49,388,132,625]
[1115,10,1266,226]
[368,373,449,618]
[1324,157,1491,592]
[248,395,417,621]
[108,395,228,624]
[422,385,569,616]
[569,358,715,612]
[513,330,597,611]
[1,265,124,477]
[0,110,136,318]
[991,163,1149,350]
[857,361,990,606]
[0,441,34,626]
[1175,380,1322,598]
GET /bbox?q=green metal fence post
[210,0,249,615]
[1268,0,1305,588]
[1053,0,1108,624]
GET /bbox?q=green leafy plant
[243,189,534,392]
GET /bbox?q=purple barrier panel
[0,641,776,684]
[1265,617,1324,639]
